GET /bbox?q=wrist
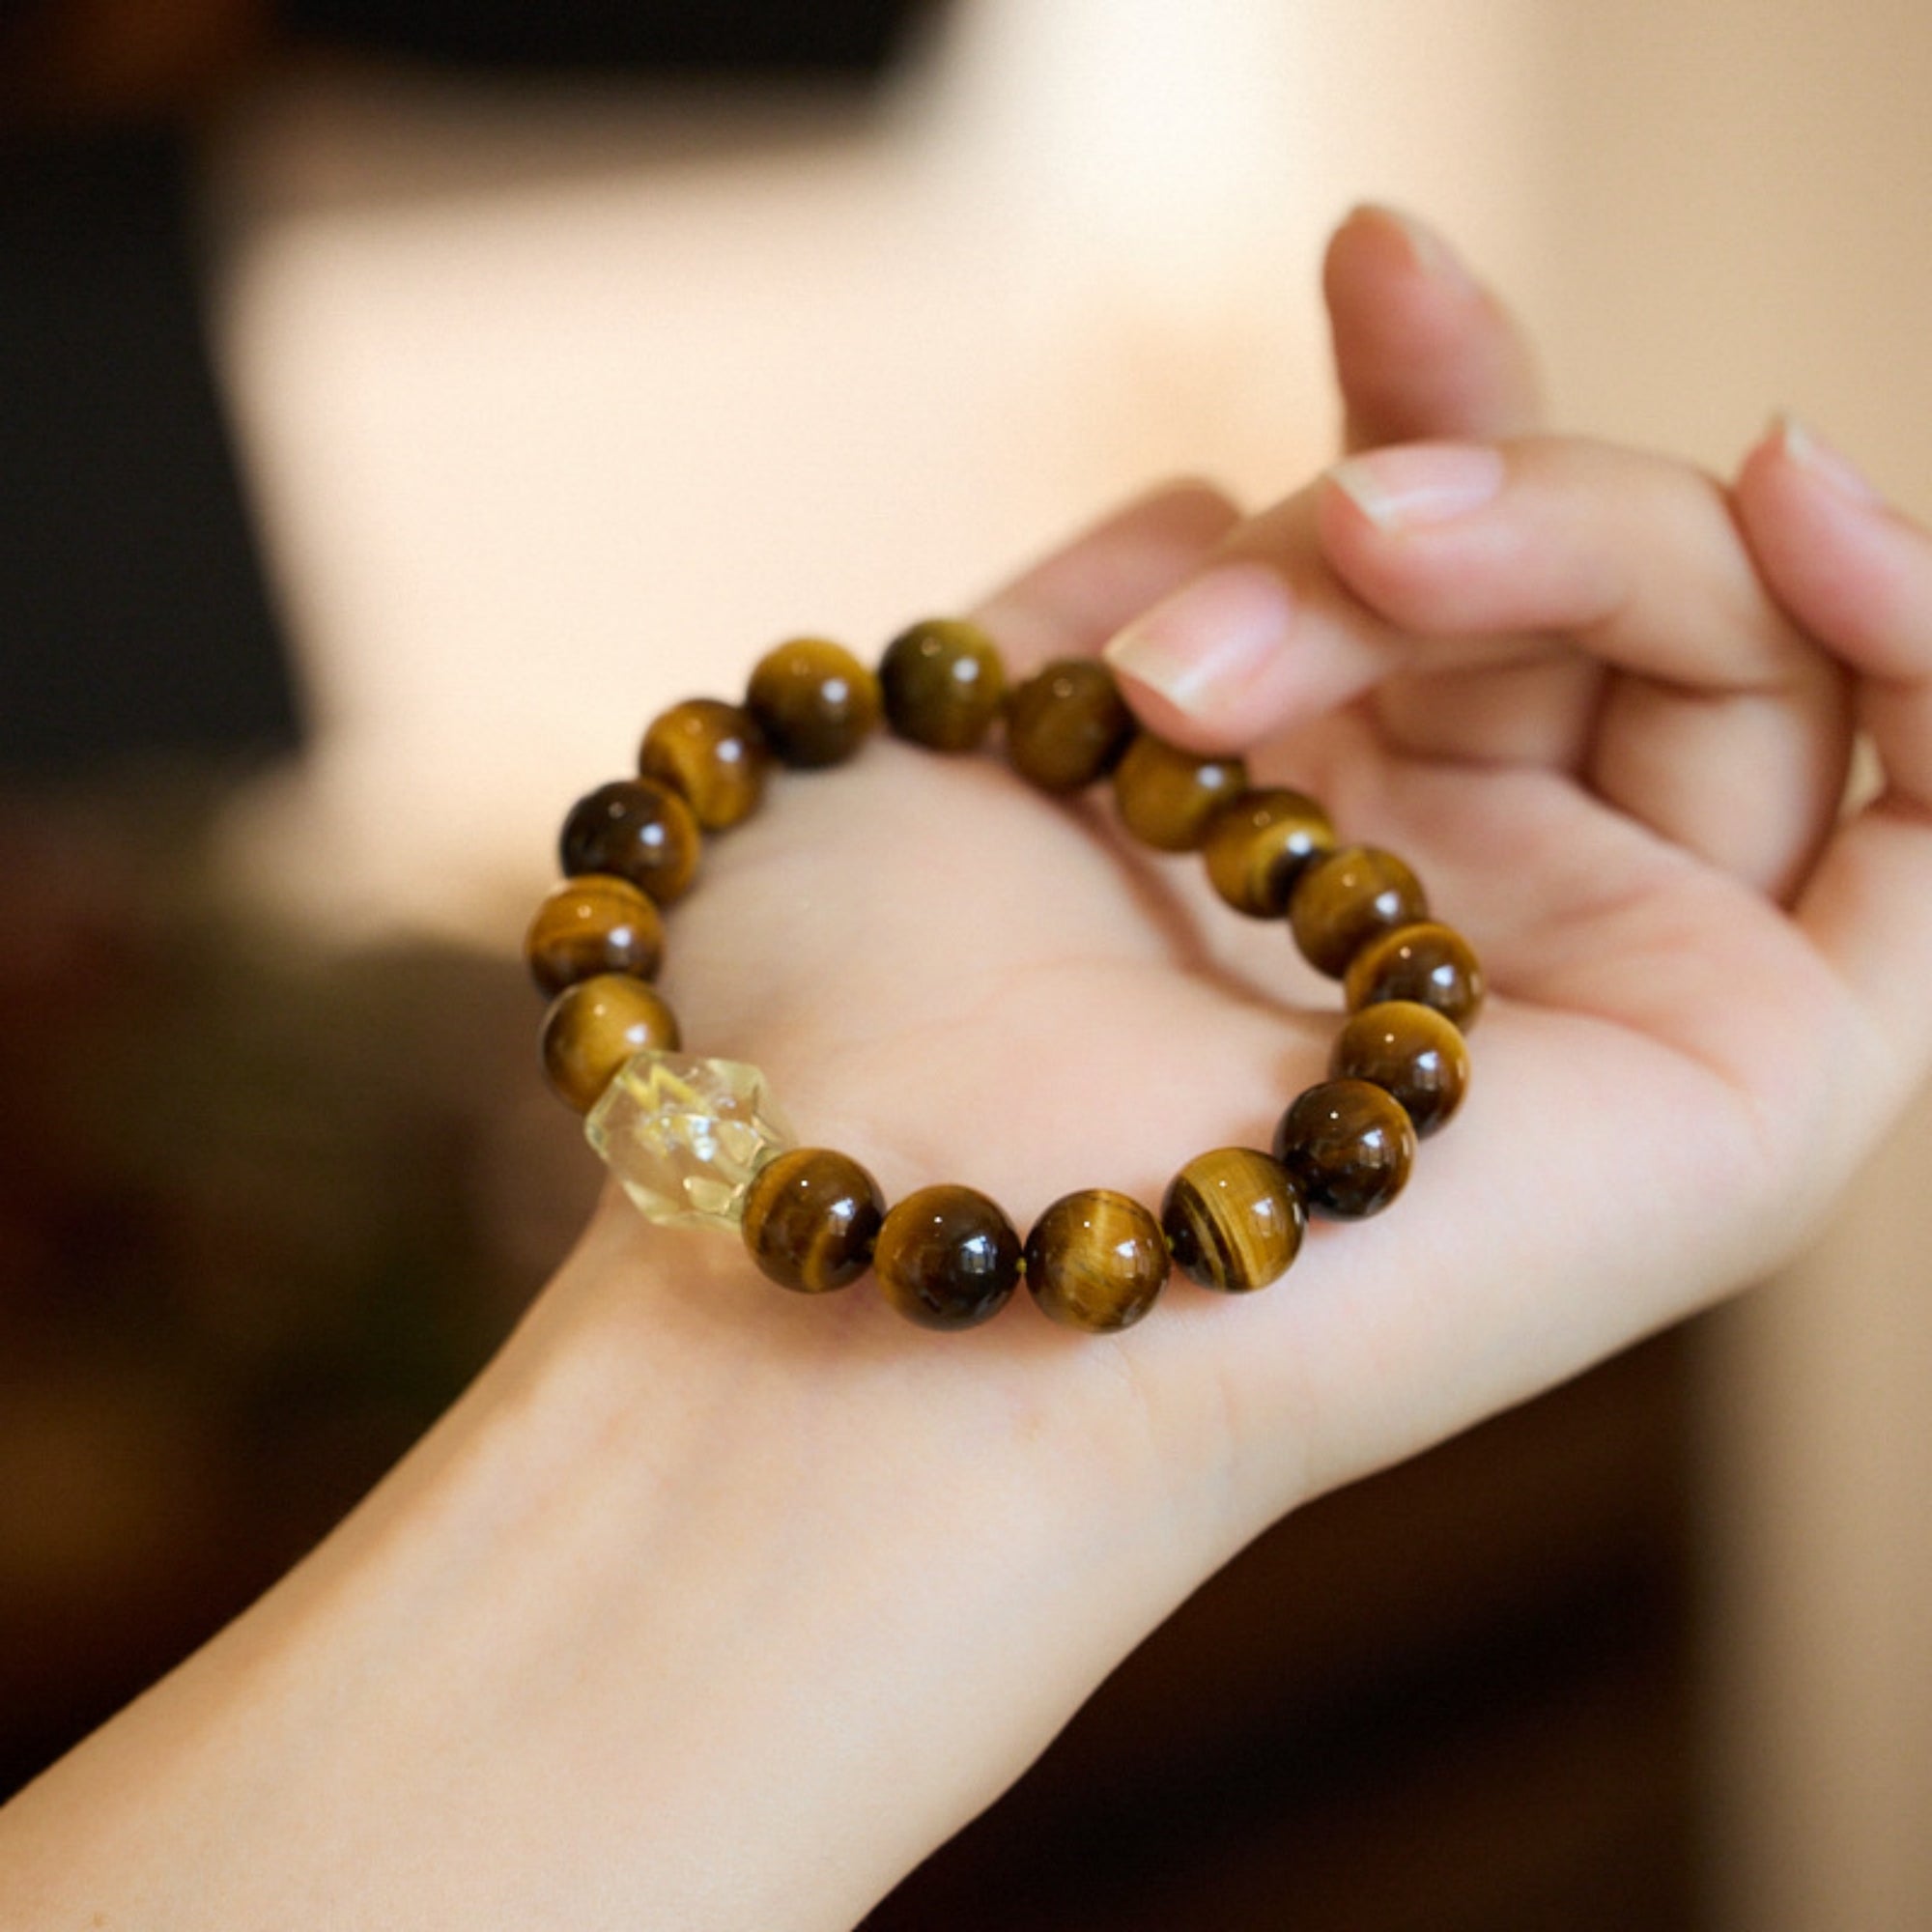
[3,1218,1239,1930]
[485,1211,1248,1918]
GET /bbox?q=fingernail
[1352,202,1479,297]
[1102,563,1294,717]
[1776,412,1882,506]
[1327,442,1506,530]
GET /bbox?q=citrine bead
[1272,1078,1416,1219]
[1113,735,1249,852]
[745,638,881,769]
[525,873,666,996]
[1288,844,1428,978]
[1331,999,1470,1138]
[1005,658,1136,793]
[1160,1148,1306,1293]
[585,1051,796,1231]
[558,778,701,907]
[879,618,1007,753]
[539,972,682,1113]
[638,696,771,831]
[1344,921,1486,1030]
[1201,787,1337,919]
[1024,1188,1169,1332]
[873,1184,1022,1329]
[739,1147,884,1293]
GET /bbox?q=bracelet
[526,622,1482,1335]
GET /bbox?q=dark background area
[0,128,297,772]
[0,6,1711,1924]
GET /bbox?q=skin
[4,206,1930,1930]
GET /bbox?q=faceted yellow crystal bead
[585,1050,797,1231]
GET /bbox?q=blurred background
[3,1,1929,1924]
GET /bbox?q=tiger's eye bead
[1331,1000,1471,1138]
[1024,1189,1169,1332]
[559,778,701,906]
[525,874,666,995]
[1005,658,1136,792]
[739,1147,884,1293]
[1201,787,1337,919]
[539,972,681,1113]
[1112,735,1249,852]
[1289,844,1428,978]
[873,1184,1021,1329]
[1344,921,1486,1030]
[638,697,771,831]
[745,638,881,769]
[1272,1078,1416,1219]
[879,619,1007,753]
[1160,1148,1306,1293]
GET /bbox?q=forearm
[0,1214,1218,1930]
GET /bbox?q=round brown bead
[1160,1148,1305,1293]
[538,972,681,1113]
[1004,658,1137,792]
[638,697,771,831]
[739,1148,884,1293]
[1201,787,1337,919]
[879,619,1006,753]
[1331,1000,1470,1138]
[558,778,701,907]
[873,1184,1022,1329]
[1288,844,1428,978]
[1344,921,1486,1030]
[1113,735,1249,852]
[1024,1189,1169,1333]
[525,873,666,995]
[1272,1078,1416,1219]
[745,638,881,769]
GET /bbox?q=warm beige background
[202,3,1932,1922]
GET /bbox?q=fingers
[1322,205,1543,451]
[1324,438,1854,898]
[1104,436,1854,898]
[1735,417,1932,1067]
[970,480,1241,675]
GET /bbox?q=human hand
[521,222,1536,1502]
[506,214,1932,1928]
[554,210,1930,1561]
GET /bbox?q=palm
[630,645,1825,1488]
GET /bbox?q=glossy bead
[1272,1078,1416,1219]
[638,697,771,831]
[585,1051,796,1231]
[1331,1000,1470,1138]
[879,618,1007,753]
[1344,921,1486,1030]
[739,1147,884,1293]
[873,1184,1022,1329]
[1005,658,1137,792]
[1112,735,1249,852]
[1160,1148,1305,1293]
[1201,787,1337,919]
[1024,1189,1169,1332]
[745,638,881,769]
[1288,844,1428,978]
[525,873,666,996]
[558,778,701,906]
[539,973,681,1113]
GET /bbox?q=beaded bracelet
[526,621,1483,1335]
